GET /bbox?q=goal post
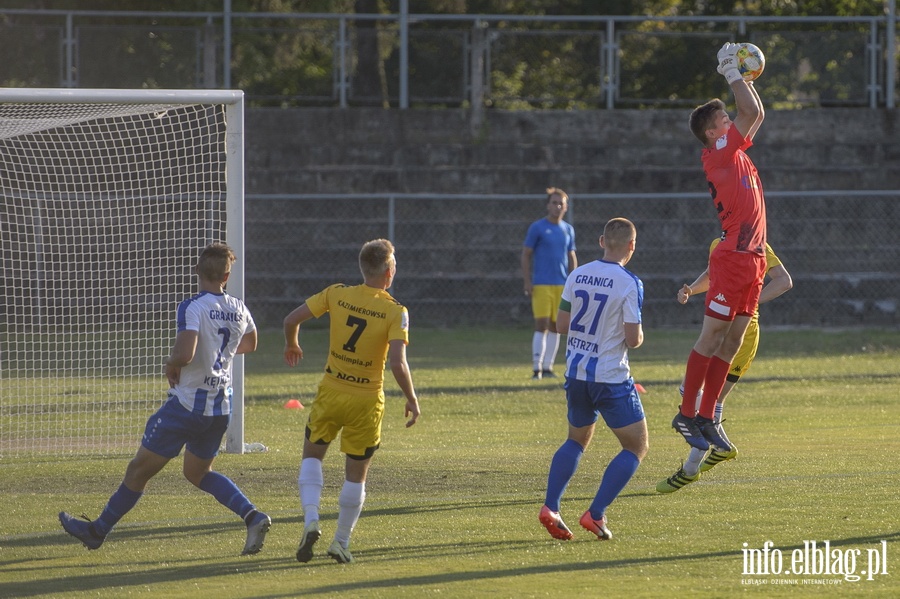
[0,88,248,456]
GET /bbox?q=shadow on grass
[4,508,897,597]
[285,530,900,598]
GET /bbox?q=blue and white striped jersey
[561,259,643,384]
[170,290,256,416]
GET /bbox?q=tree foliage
[0,0,890,107]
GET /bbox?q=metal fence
[0,9,897,108]
[243,191,900,330]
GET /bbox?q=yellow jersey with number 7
[305,283,409,393]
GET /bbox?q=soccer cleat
[700,446,738,473]
[713,420,735,452]
[295,520,321,563]
[656,466,701,494]
[326,540,354,564]
[538,505,574,540]
[541,370,558,379]
[59,512,105,550]
[532,370,542,380]
[695,415,732,452]
[579,511,612,540]
[671,412,710,451]
[241,511,271,555]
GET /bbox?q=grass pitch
[1,326,898,598]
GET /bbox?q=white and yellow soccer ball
[735,42,765,81]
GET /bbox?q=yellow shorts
[306,383,385,457]
[532,285,564,320]
[729,314,760,379]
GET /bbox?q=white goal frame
[0,88,248,455]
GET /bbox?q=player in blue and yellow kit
[59,243,271,555]
[284,238,420,564]
[522,188,577,379]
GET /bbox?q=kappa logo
[709,293,731,317]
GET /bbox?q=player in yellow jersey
[284,239,421,564]
[657,238,792,493]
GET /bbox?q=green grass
[2,327,899,598]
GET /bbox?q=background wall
[243,107,900,328]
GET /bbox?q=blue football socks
[544,439,584,512]
[199,471,255,521]
[588,449,640,520]
[93,483,143,537]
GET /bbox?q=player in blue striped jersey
[539,218,647,542]
[59,243,271,555]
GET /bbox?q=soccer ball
[735,42,765,81]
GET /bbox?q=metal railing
[242,190,900,329]
[0,8,897,108]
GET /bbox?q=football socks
[589,450,639,519]
[93,483,142,536]
[698,356,730,418]
[544,439,584,512]
[681,350,711,416]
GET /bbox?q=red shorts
[705,249,766,321]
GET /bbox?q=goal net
[0,89,246,457]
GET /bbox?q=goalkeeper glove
[717,42,737,64]
[716,42,743,84]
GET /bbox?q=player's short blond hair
[359,238,395,278]
[197,242,235,282]
[603,218,636,250]
[546,187,569,204]
[689,98,726,145]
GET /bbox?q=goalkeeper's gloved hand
[716,42,743,84]
[717,42,737,64]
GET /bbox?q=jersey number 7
[342,316,367,352]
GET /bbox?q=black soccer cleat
[672,412,710,451]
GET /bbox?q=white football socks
[683,448,706,476]
[542,332,560,371]
[334,480,366,548]
[298,457,324,524]
[532,331,547,371]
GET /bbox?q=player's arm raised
[717,43,762,139]
[743,81,766,141]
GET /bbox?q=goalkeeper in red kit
[671,43,768,453]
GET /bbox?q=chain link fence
[0,10,897,108]
[244,192,900,330]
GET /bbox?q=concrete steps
[242,107,900,327]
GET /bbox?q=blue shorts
[564,377,645,429]
[141,395,230,459]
